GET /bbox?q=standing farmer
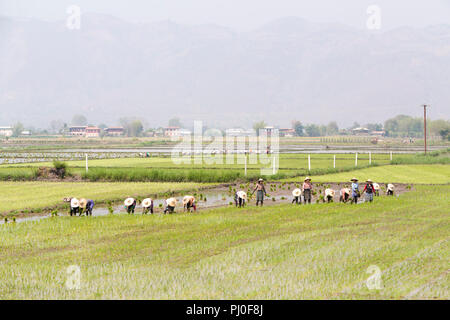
[351,178,360,204]
[292,188,302,204]
[362,179,375,202]
[302,177,313,204]
[124,197,137,214]
[251,178,267,206]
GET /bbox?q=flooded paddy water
[0,182,412,225]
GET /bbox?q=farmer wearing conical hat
[183,196,196,212]
[70,198,80,216]
[124,197,137,214]
[251,178,267,206]
[141,198,153,214]
[85,199,94,216]
[339,188,351,203]
[324,188,335,203]
[372,183,380,196]
[164,198,177,214]
[234,191,247,208]
[350,178,360,204]
[386,183,395,196]
[292,188,302,204]
[362,179,375,202]
[302,177,313,204]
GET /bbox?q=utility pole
[422,105,428,154]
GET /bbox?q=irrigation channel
[1,182,412,225]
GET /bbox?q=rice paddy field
[0,144,448,300]
[0,185,448,299]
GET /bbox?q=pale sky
[1,0,450,30]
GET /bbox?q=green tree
[305,124,320,137]
[71,114,87,126]
[326,121,339,135]
[291,121,304,136]
[168,117,183,128]
[12,122,24,137]
[253,121,267,136]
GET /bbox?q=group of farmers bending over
[233,177,395,207]
[65,195,197,216]
[64,177,396,216]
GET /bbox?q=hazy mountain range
[1,13,449,129]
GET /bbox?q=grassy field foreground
[0,185,448,299]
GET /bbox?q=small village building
[0,127,13,137]
[164,126,180,137]
[352,127,370,135]
[105,127,124,136]
[370,130,386,137]
[279,128,296,137]
[69,126,87,136]
[85,126,101,138]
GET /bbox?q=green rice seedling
[108,206,114,214]
[272,197,276,201]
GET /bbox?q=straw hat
[350,177,358,182]
[237,191,247,200]
[304,176,311,181]
[141,198,152,208]
[166,197,177,207]
[124,198,135,207]
[182,196,195,205]
[70,198,80,208]
[373,183,380,190]
[387,184,395,191]
[258,178,264,182]
[366,179,373,183]
[79,198,87,209]
[325,189,335,197]
[292,188,302,197]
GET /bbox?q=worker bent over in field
[70,198,80,216]
[164,198,177,214]
[292,188,302,204]
[362,179,375,202]
[302,177,312,204]
[351,178,360,204]
[234,191,247,208]
[339,188,351,203]
[251,178,267,206]
[124,197,137,214]
[183,196,196,212]
[373,183,380,196]
[85,199,94,216]
[324,188,335,203]
[141,198,153,214]
[386,184,395,196]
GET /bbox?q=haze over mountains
[0,13,449,129]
